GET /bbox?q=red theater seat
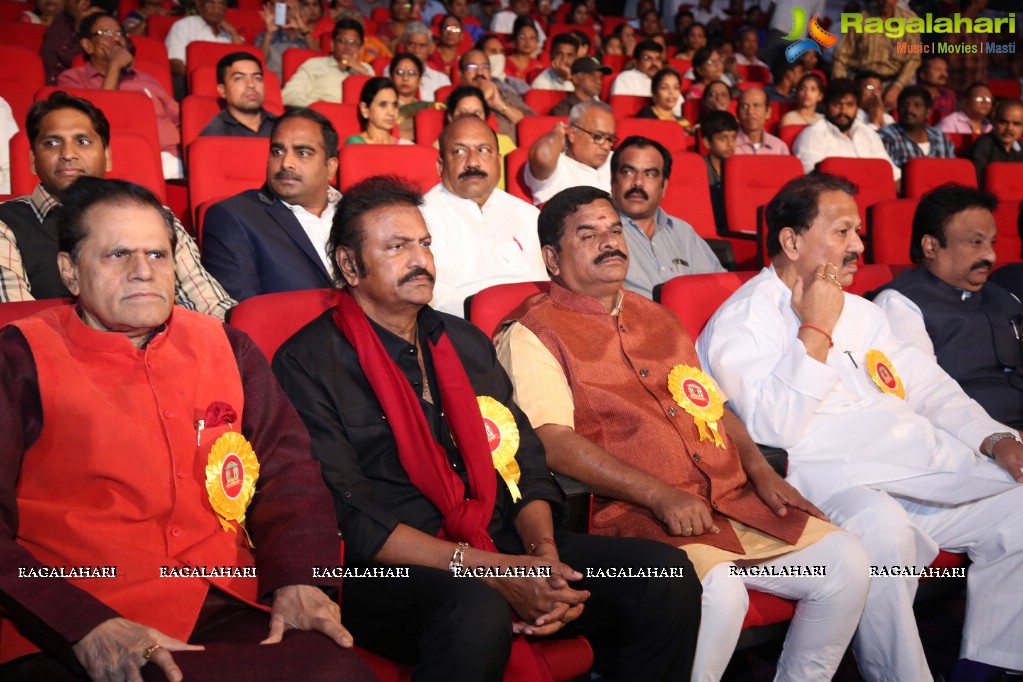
[868,198,919,265]
[338,144,439,192]
[903,157,977,198]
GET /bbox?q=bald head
[738,86,769,136]
[439,116,501,206]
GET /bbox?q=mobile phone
[274,2,287,26]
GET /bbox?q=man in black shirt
[200,52,278,138]
[273,175,701,682]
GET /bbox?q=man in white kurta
[696,173,1023,682]
[422,116,547,317]
[525,101,614,205]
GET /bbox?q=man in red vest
[497,185,871,681]
[0,177,375,682]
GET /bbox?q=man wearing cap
[550,57,610,118]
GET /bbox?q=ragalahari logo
[784,6,840,62]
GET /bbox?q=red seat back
[282,47,323,85]
[228,288,342,361]
[466,281,549,337]
[609,94,650,119]
[337,144,439,192]
[0,45,44,126]
[187,136,268,223]
[523,89,566,116]
[616,118,691,152]
[146,15,179,42]
[516,115,567,151]
[0,21,46,52]
[310,101,364,148]
[342,74,372,104]
[903,157,977,199]
[504,147,532,204]
[663,151,716,239]
[185,42,264,78]
[818,157,898,237]
[778,124,808,151]
[844,263,907,296]
[868,198,919,264]
[985,162,1023,202]
[188,65,284,113]
[413,107,445,146]
[723,155,803,234]
[988,79,1022,100]
[654,271,758,337]
[180,95,222,154]
[0,298,71,327]
[993,199,1022,264]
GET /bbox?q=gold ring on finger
[142,644,161,661]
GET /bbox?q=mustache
[625,188,648,200]
[274,170,301,181]
[458,167,488,180]
[594,249,628,265]
[971,259,994,271]
[399,266,435,285]
[843,254,859,266]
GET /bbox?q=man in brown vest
[497,185,870,681]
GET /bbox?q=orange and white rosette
[865,349,906,399]
[668,365,726,448]
[477,396,522,502]
[206,432,260,540]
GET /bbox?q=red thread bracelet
[799,324,834,348]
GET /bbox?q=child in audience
[700,109,737,231]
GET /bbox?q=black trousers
[341,531,702,682]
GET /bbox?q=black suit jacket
[201,186,332,302]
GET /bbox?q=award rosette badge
[206,432,260,540]
[668,365,726,448]
[865,349,905,399]
[476,396,522,502]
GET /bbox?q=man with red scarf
[273,175,701,682]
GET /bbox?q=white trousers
[820,484,1023,682]
[691,531,870,681]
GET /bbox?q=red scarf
[333,292,554,682]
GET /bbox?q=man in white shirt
[697,173,1023,682]
[281,18,374,107]
[609,39,663,99]
[165,0,242,78]
[421,116,547,316]
[734,27,768,71]
[202,109,341,301]
[529,33,579,92]
[792,77,901,181]
[390,22,450,101]
[525,100,616,205]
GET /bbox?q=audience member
[531,33,580,92]
[282,18,374,107]
[166,0,242,79]
[674,21,705,62]
[734,27,767,71]
[549,56,609,117]
[879,85,956,169]
[525,100,615,204]
[636,67,689,126]
[122,0,168,36]
[377,0,415,49]
[684,46,728,99]
[272,174,703,682]
[610,40,668,106]
[698,172,1023,682]
[872,184,1022,427]
[344,77,409,145]
[202,108,340,301]
[256,0,319,80]
[505,16,544,81]
[390,53,430,141]
[916,56,957,121]
[492,0,546,47]
[793,77,900,181]
[58,12,182,178]
[421,116,546,315]
[945,0,989,93]
[19,0,61,25]
[855,71,895,130]
[700,110,736,232]
[200,52,278,138]
[0,91,233,318]
[637,8,663,40]
[967,99,1023,184]
[429,14,464,79]
[780,72,824,127]
[764,58,803,103]
[610,136,723,297]
[735,87,789,155]
[0,175,378,682]
[937,82,993,136]
[41,0,114,84]
[832,0,921,111]
[442,85,515,188]
[609,21,638,59]
[394,22,451,101]
[499,184,868,681]
[458,49,535,143]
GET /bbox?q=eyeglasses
[464,63,491,71]
[394,68,419,77]
[444,25,462,32]
[863,84,877,91]
[335,37,360,46]
[702,58,720,65]
[571,124,619,147]
[92,29,124,39]
[639,54,661,61]
[973,96,993,103]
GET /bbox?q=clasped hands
[72,585,352,682]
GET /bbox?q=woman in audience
[390,53,430,141]
[638,9,663,40]
[637,67,691,128]
[19,0,61,24]
[442,85,515,189]
[566,0,593,26]
[345,77,411,145]
[429,14,464,78]
[675,21,706,62]
[684,46,726,98]
[780,72,825,126]
[505,17,543,81]
[610,22,637,59]
[603,34,623,56]
[700,79,732,114]
[938,82,995,135]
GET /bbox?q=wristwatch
[981,431,1022,458]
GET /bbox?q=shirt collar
[371,305,446,361]
[30,184,61,219]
